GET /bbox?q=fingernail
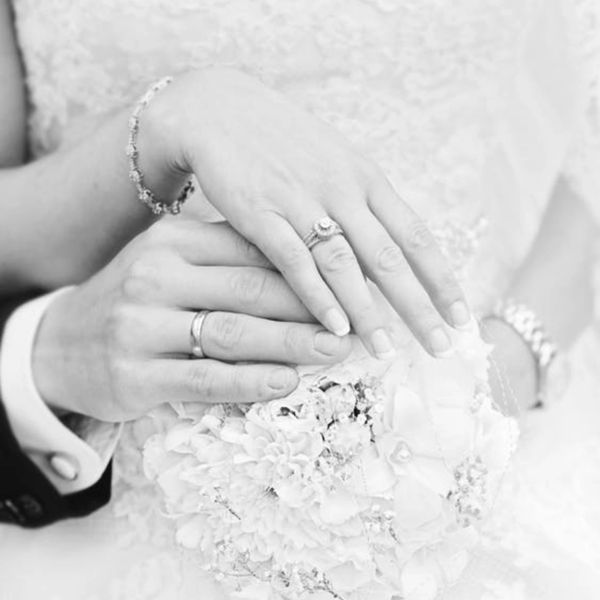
[313,331,343,356]
[449,300,471,330]
[429,327,453,357]
[371,329,396,360]
[324,308,350,337]
[267,368,297,391]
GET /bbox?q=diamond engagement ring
[302,217,344,250]
[190,310,211,358]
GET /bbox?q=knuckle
[208,313,244,352]
[318,150,347,182]
[235,234,264,263]
[318,152,361,193]
[188,365,215,398]
[322,176,360,202]
[320,244,356,274]
[352,302,379,325]
[283,325,304,355]
[278,242,307,271]
[375,245,407,274]
[104,353,133,396]
[404,220,435,253]
[302,286,325,310]
[230,369,267,403]
[231,368,251,398]
[121,257,161,301]
[409,304,441,330]
[105,303,134,350]
[431,270,461,301]
[230,269,269,306]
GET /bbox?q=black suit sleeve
[0,291,112,527]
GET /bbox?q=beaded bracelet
[491,299,559,408]
[126,76,195,215]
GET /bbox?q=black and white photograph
[0,1,599,598]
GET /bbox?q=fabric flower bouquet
[144,328,517,600]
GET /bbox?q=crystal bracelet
[126,76,195,215]
[491,299,559,408]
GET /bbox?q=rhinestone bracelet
[126,76,195,215]
[491,299,558,408]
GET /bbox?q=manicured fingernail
[324,308,350,336]
[449,300,471,329]
[429,327,453,357]
[371,329,396,360]
[314,331,343,356]
[268,368,297,391]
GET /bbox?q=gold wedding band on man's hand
[190,309,211,358]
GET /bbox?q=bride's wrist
[481,317,538,414]
[128,79,194,213]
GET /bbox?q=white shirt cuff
[0,288,121,494]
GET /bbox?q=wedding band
[302,217,344,251]
[190,310,211,358]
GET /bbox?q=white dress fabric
[1,1,600,598]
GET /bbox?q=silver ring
[190,310,211,358]
[302,217,344,251]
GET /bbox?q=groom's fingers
[155,219,273,268]
[153,310,353,364]
[151,358,299,404]
[166,264,313,323]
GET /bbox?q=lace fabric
[448,330,600,600]
[1,0,599,598]
[563,0,600,224]
[13,0,564,301]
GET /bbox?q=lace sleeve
[563,0,600,222]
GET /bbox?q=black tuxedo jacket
[0,291,112,527]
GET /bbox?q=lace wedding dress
[2,0,600,598]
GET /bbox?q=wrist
[134,81,192,205]
[481,317,537,413]
[32,289,80,414]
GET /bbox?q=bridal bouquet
[143,329,517,600]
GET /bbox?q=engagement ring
[302,217,344,250]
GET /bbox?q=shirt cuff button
[48,453,79,481]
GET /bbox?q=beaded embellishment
[126,76,195,215]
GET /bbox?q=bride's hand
[31,220,352,422]
[140,68,470,358]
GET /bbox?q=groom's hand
[30,220,352,422]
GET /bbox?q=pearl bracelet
[126,76,195,215]
[491,299,559,408]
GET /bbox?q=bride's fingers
[244,212,351,336]
[165,264,313,322]
[309,230,393,359]
[151,358,299,404]
[368,182,470,330]
[343,212,452,356]
[152,310,353,364]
